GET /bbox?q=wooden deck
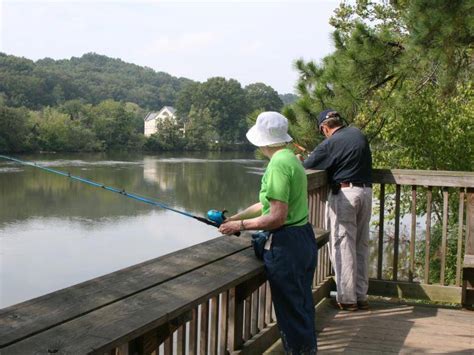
[265,298,474,354]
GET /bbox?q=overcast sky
[0,0,339,94]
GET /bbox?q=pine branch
[364,74,396,96]
[413,63,440,95]
[386,41,405,50]
[366,75,403,142]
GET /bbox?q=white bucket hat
[246,111,293,147]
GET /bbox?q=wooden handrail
[308,168,474,189]
[372,169,474,187]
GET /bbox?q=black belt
[340,182,372,188]
[271,215,308,233]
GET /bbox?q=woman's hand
[218,220,241,235]
[218,200,287,234]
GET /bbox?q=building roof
[144,106,176,121]
[144,112,159,122]
[160,106,176,115]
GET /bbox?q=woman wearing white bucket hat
[219,111,318,354]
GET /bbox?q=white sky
[0,0,339,94]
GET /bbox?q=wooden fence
[370,169,474,305]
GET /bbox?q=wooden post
[440,188,449,285]
[465,188,474,256]
[210,296,219,355]
[462,188,474,308]
[219,291,229,355]
[251,289,259,336]
[409,185,417,282]
[424,187,432,284]
[377,184,385,280]
[227,286,244,351]
[258,284,266,331]
[200,301,209,354]
[456,188,465,286]
[176,325,186,354]
[393,185,401,281]
[189,308,198,355]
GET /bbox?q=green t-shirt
[259,148,308,226]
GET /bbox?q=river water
[1,151,418,309]
[0,152,265,308]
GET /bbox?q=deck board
[265,299,474,354]
[1,248,264,354]
[0,235,251,348]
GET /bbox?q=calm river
[0,152,265,308]
[1,152,414,309]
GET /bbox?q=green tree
[145,117,184,151]
[176,77,249,143]
[32,107,101,152]
[91,100,144,150]
[279,93,299,105]
[58,99,92,122]
[185,107,219,150]
[0,104,34,152]
[244,83,283,112]
[175,82,201,121]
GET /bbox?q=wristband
[240,219,245,231]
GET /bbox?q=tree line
[0,53,287,152]
[0,52,192,110]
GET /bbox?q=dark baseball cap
[317,109,340,129]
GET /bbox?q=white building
[144,106,178,137]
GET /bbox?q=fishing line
[0,155,222,229]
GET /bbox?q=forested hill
[0,52,194,110]
[0,52,290,153]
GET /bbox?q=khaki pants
[327,186,372,304]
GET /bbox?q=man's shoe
[331,299,358,311]
[357,300,369,310]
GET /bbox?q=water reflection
[0,152,264,307]
[0,152,263,226]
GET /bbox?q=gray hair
[321,112,344,130]
[266,142,290,148]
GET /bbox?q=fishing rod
[293,142,308,155]
[0,155,239,235]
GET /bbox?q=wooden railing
[370,169,474,305]
[0,171,332,354]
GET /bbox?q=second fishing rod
[0,155,239,236]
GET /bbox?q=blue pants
[263,223,318,354]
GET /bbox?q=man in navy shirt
[300,109,373,311]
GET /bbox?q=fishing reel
[207,209,228,227]
[207,209,240,237]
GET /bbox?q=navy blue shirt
[303,126,372,185]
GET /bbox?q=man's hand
[296,154,305,162]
